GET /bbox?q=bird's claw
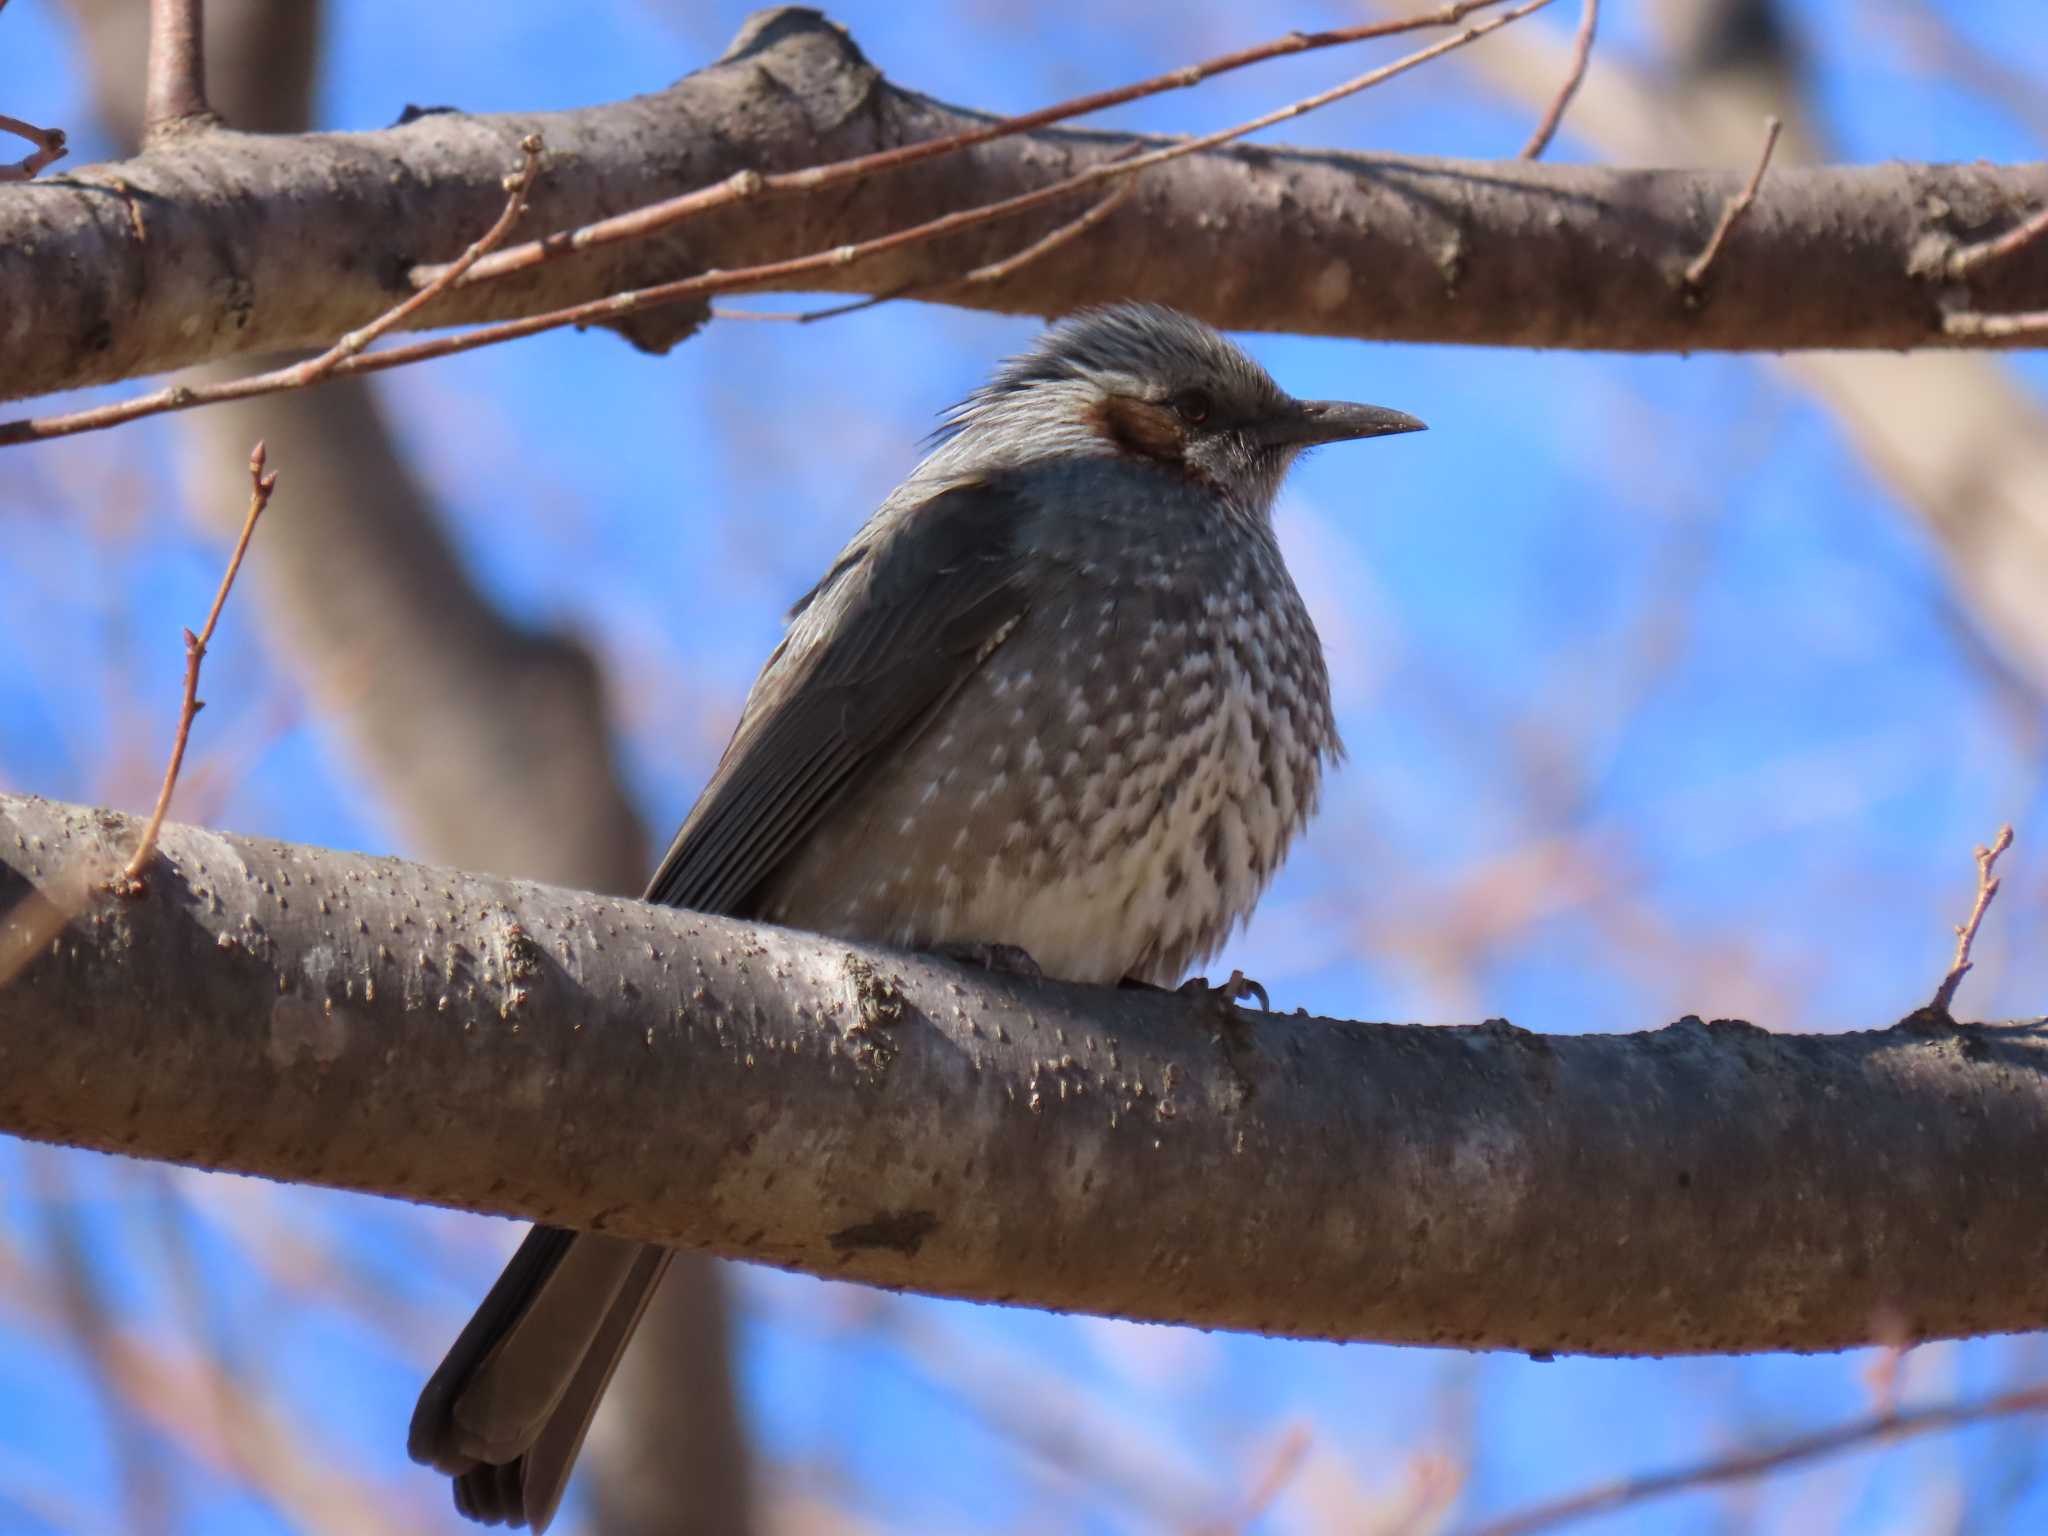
[1178,968,1269,1013]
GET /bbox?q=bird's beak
[1256,399,1427,448]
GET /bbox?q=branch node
[0,114,67,182]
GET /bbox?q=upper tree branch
[5,791,2047,1358]
[142,0,213,140]
[3,4,2046,411]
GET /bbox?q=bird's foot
[1177,968,1270,1013]
[934,940,1044,982]
[1173,970,1268,1101]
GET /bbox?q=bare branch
[422,0,1522,292]
[1464,1379,2048,1536]
[142,0,211,139]
[0,5,1545,449]
[1927,824,2015,1018]
[1683,115,1783,290]
[1,138,544,449]
[2,11,2044,412]
[0,113,67,181]
[5,793,2048,1360]
[1518,0,1597,159]
[426,0,1552,306]
[712,174,1138,326]
[118,442,277,886]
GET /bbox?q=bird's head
[932,303,1424,516]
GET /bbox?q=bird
[407,302,1424,1529]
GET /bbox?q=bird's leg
[933,940,1044,982]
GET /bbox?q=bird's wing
[644,478,1034,914]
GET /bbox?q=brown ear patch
[1090,395,1187,463]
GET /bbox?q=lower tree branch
[5,5,2048,411]
[5,791,2046,1357]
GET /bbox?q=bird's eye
[1169,389,1213,426]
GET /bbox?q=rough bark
[5,4,2047,412]
[6,792,2047,1359]
[55,7,754,1530]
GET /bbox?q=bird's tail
[409,1225,673,1531]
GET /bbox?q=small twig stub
[1683,116,1783,294]
[1926,823,2014,1020]
[1947,202,2048,281]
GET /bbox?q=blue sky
[3,2,2047,1532]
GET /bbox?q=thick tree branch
[5,792,2047,1358]
[3,4,2046,412]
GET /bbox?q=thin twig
[1462,1379,2048,1536]
[1188,1423,1314,1536]
[0,3,1547,449]
[712,171,1137,325]
[119,443,278,886]
[956,173,1140,286]
[1884,1,2048,145]
[275,133,545,380]
[142,0,211,137]
[415,0,1517,291]
[0,136,544,448]
[840,1293,1217,1524]
[0,112,67,181]
[1948,204,2048,281]
[29,1150,174,1534]
[1941,307,2048,341]
[1927,823,2014,1017]
[1682,115,1782,291]
[1518,0,1597,159]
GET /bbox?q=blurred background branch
[53,3,753,1531]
